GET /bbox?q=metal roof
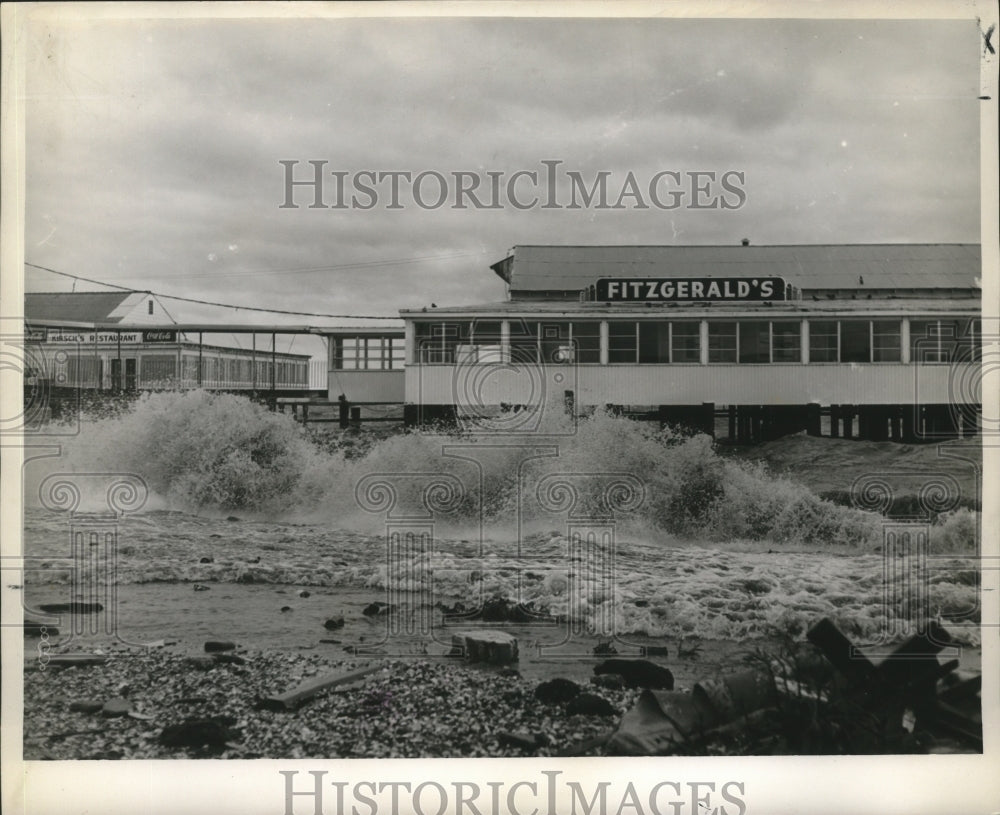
[495,244,982,293]
[401,298,980,319]
[25,292,139,323]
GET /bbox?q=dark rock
[451,631,518,664]
[193,584,210,592]
[280,606,292,613]
[298,590,311,598]
[45,655,108,669]
[226,516,240,522]
[247,556,261,564]
[199,557,214,564]
[362,602,393,617]
[633,599,650,608]
[594,658,674,690]
[102,697,131,717]
[69,699,103,713]
[640,645,669,657]
[499,667,521,678]
[535,677,581,704]
[235,573,257,584]
[211,653,247,665]
[38,602,103,614]
[209,534,222,539]
[591,673,626,690]
[183,656,216,671]
[204,640,236,653]
[159,718,240,752]
[23,620,57,637]
[319,638,342,644]
[324,616,345,630]
[567,693,618,717]
[498,731,539,751]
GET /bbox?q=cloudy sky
[21,11,983,355]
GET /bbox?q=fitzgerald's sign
[595,277,786,302]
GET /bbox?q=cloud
[22,14,981,337]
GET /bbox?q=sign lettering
[595,277,785,302]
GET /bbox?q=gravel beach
[23,647,643,760]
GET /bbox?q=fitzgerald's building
[388,243,981,441]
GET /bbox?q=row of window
[331,337,406,371]
[413,318,981,365]
[61,355,308,387]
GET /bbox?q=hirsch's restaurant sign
[595,277,786,302]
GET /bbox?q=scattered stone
[38,602,103,614]
[211,653,247,665]
[640,645,669,657]
[280,606,292,613]
[535,677,580,704]
[591,673,626,690]
[183,656,216,671]
[226,516,240,522]
[102,697,131,718]
[324,616,345,630]
[247,556,261,564]
[298,590,311,598]
[69,700,103,713]
[193,584,210,592]
[594,659,674,690]
[633,599,650,608]
[499,667,521,678]
[450,631,519,665]
[45,655,108,669]
[159,718,240,752]
[498,731,539,751]
[567,693,617,717]
[23,620,57,637]
[362,602,392,617]
[204,641,236,653]
[209,534,222,539]
[199,557,214,564]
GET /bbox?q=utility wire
[25,262,405,321]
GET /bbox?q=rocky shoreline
[23,645,644,760]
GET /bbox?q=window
[771,322,801,363]
[810,321,838,362]
[571,322,601,363]
[738,322,770,363]
[910,319,967,364]
[708,322,737,363]
[638,323,670,363]
[539,323,571,364]
[671,322,701,363]
[840,321,871,363]
[872,320,901,362]
[509,320,539,364]
[414,323,470,364]
[608,322,638,363]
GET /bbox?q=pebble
[535,678,580,704]
[324,616,345,630]
[204,641,237,653]
[23,650,640,760]
[102,697,131,718]
[566,693,617,717]
[69,700,103,713]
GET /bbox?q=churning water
[20,391,981,643]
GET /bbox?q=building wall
[327,370,405,403]
[405,362,978,408]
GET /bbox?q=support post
[339,395,350,429]
[197,332,203,387]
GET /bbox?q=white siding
[405,363,978,406]
[328,370,405,403]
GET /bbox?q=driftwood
[258,664,379,711]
